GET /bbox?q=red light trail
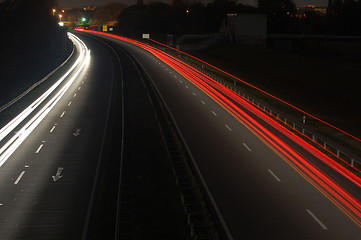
[78,30,361,227]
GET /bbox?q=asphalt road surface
[0,30,359,240]
[0,34,115,239]
[85,32,360,240]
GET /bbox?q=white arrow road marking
[14,171,25,184]
[52,167,64,182]
[73,128,82,137]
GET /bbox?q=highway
[0,29,359,240]
[79,31,361,240]
[0,33,114,238]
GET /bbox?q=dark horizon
[57,0,329,8]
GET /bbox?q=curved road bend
[0,34,115,239]
[84,32,361,240]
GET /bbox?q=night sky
[57,0,329,8]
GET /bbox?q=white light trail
[0,33,90,167]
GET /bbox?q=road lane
[86,33,361,240]
[0,33,115,239]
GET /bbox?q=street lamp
[58,14,62,22]
[52,9,56,16]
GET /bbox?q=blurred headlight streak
[0,33,90,167]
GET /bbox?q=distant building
[220,14,267,45]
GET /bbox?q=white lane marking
[0,203,3,206]
[212,111,217,116]
[73,93,77,97]
[35,144,44,154]
[179,80,183,83]
[14,171,25,184]
[78,87,81,90]
[25,165,29,168]
[50,125,56,133]
[201,101,206,105]
[174,76,177,78]
[60,111,66,118]
[306,210,328,230]
[243,143,252,152]
[225,125,232,131]
[185,86,189,89]
[192,92,197,96]
[268,169,281,182]
[82,81,84,84]
[68,101,72,106]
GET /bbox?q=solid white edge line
[268,169,281,182]
[123,53,235,239]
[14,171,25,184]
[306,209,328,230]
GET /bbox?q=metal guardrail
[186,62,361,173]
[0,46,75,113]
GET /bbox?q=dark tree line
[0,0,65,97]
[117,0,361,37]
[117,0,256,37]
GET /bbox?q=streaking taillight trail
[80,30,361,226]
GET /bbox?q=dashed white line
[174,76,177,78]
[201,101,206,105]
[68,101,72,106]
[225,125,232,131]
[78,87,81,90]
[60,111,66,118]
[212,111,217,116]
[243,143,252,152]
[50,125,56,133]
[185,86,189,89]
[0,203,3,206]
[14,171,25,185]
[192,92,197,96]
[35,144,44,154]
[268,169,281,182]
[306,210,328,230]
[179,80,183,83]
[82,81,84,84]
[73,93,77,97]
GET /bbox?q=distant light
[58,22,64,26]
[186,9,190,13]
[82,17,86,22]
